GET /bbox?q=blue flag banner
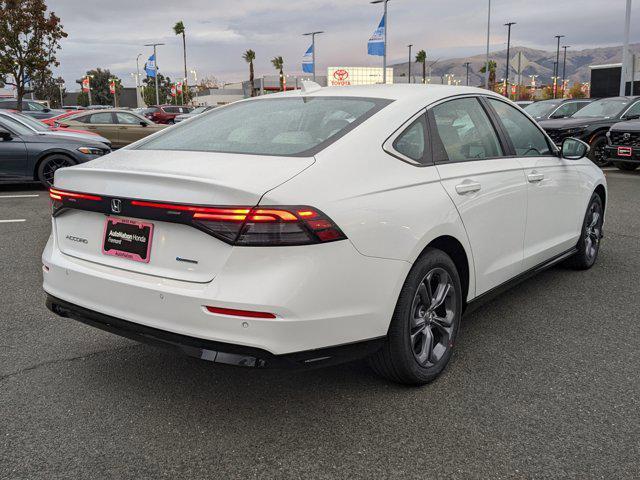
[302,44,314,73]
[367,14,385,56]
[145,54,157,78]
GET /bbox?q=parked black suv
[605,121,640,171]
[524,98,593,121]
[538,96,640,167]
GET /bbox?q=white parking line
[0,219,26,223]
[0,194,40,199]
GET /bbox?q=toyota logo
[333,69,349,81]
[111,199,122,214]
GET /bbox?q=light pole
[484,0,492,89]
[620,0,632,96]
[407,44,413,83]
[504,22,516,97]
[464,62,471,86]
[371,0,389,84]
[303,31,324,82]
[57,79,64,107]
[144,43,165,105]
[84,74,94,106]
[553,35,564,98]
[108,78,118,107]
[561,45,570,98]
[190,69,198,100]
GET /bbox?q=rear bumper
[42,231,408,356]
[46,294,384,368]
[604,145,640,163]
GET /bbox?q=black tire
[565,193,604,270]
[613,162,639,171]
[588,136,609,168]
[368,248,462,385]
[36,154,76,188]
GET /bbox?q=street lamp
[407,44,413,83]
[484,0,492,89]
[620,0,632,95]
[303,31,324,82]
[561,45,571,98]
[504,22,516,97]
[464,62,471,86]
[371,0,390,84]
[56,78,64,107]
[84,74,94,106]
[144,42,165,105]
[553,35,565,98]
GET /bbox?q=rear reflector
[205,306,276,319]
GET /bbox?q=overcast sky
[48,0,638,88]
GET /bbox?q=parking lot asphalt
[1,171,639,480]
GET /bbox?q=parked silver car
[174,105,215,123]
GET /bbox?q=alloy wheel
[409,267,456,367]
[41,157,73,187]
[584,201,603,262]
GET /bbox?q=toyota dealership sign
[328,67,394,86]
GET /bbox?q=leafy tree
[479,60,497,87]
[243,49,256,97]
[75,68,122,106]
[540,85,554,100]
[568,82,587,99]
[0,0,67,111]
[271,56,284,91]
[173,21,188,90]
[143,73,174,106]
[32,71,65,107]
[415,50,426,84]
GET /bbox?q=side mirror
[43,108,51,113]
[140,121,147,127]
[561,137,590,160]
[623,114,640,120]
[0,127,12,141]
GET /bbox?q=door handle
[455,181,481,194]
[527,171,545,183]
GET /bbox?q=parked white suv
[42,84,606,385]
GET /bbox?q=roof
[280,83,496,101]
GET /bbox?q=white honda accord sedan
[43,84,606,385]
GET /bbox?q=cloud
[48,0,638,87]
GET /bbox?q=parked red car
[143,105,193,124]
[42,110,91,126]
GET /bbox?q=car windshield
[572,98,629,119]
[136,96,390,156]
[524,101,559,118]
[10,112,49,131]
[0,115,37,135]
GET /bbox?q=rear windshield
[136,96,391,156]
[572,98,629,119]
[524,101,558,118]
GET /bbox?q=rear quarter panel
[260,105,477,300]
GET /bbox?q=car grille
[544,129,569,145]
[609,131,640,147]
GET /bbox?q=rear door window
[431,97,503,162]
[89,112,115,124]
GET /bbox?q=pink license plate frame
[618,146,633,157]
[102,216,154,263]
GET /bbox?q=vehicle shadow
[0,182,44,193]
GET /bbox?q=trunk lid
[53,149,314,282]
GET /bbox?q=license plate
[102,216,153,263]
[618,146,633,157]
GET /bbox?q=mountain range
[393,44,640,86]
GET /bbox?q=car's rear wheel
[588,136,609,168]
[36,154,76,188]
[613,162,639,171]
[369,248,462,385]
[565,193,604,270]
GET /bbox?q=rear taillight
[131,201,345,245]
[192,205,346,246]
[49,189,346,246]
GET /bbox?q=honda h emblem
[111,199,122,214]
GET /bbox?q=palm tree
[415,50,427,84]
[479,60,497,87]
[243,49,256,97]
[173,21,188,92]
[271,56,284,91]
